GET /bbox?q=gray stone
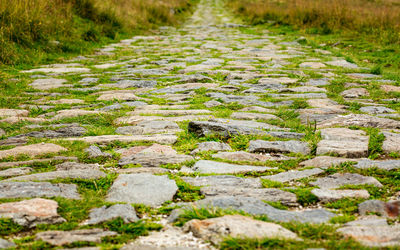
[360,106,395,114]
[311,189,370,202]
[0,167,33,177]
[0,239,15,249]
[212,151,291,162]
[116,121,181,135]
[326,59,359,69]
[204,100,221,108]
[191,141,232,154]
[83,204,139,225]
[382,132,400,153]
[30,78,68,90]
[310,173,383,189]
[4,168,106,181]
[248,140,311,155]
[191,160,273,174]
[337,224,400,247]
[85,145,112,158]
[169,196,335,224]
[0,182,80,199]
[0,143,66,159]
[358,200,400,218]
[63,134,177,145]
[23,125,87,138]
[183,215,299,245]
[355,159,400,170]
[300,156,359,168]
[262,168,324,183]
[318,114,400,129]
[119,152,193,167]
[182,175,262,189]
[341,88,369,98]
[115,80,157,88]
[344,216,388,227]
[106,174,178,207]
[36,229,117,246]
[0,129,5,136]
[231,112,281,121]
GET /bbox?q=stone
[115,115,212,125]
[360,106,395,114]
[341,88,369,98]
[23,125,87,138]
[299,62,326,69]
[303,157,358,170]
[188,119,281,138]
[344,216,388,227]
[85,145,112,158]
[381,84,400,93]
[119,152,193,167]
[106,174,178,207]
[0,117,46,124]
[337,224,400,247]
[212,151,291,162]
[30,78,68,90]
[183,215,299,244]
[182,175,262,189]
[204,100,221,108]
[248,140,311,155]
[48,99,84,104]
[310,173,383,189]
[318,114,400,129]
[121,225,211,250]
[382,132,400,153]
[316,128,369,158]
[97,92,140,101]
[280,86,327,93]
[169,196,335,224]
[355,159,400,170]
[0,143,66,159]
[262,168,324,183]
[358,200,400,218]
[191,141,232,154]
[0,167,32,177]
[116,121,182,135]
[311,189,370,202]
[0,156,77,169]
[23,66,90,74]
[130,109,211,116]
[0,128,4,136]
[52,110,102,120]
[0,198,65,227]
[83,204,139,225]
[115,80,157,88]
[0,239,15,249]
[0,182,80,199]
[4,168,106,181]
[191,160,273,174]
[326,59,359,68]
[63,134,177,145]
[36,229,117,246]
[231,112,281,121]
[0,109,29,117]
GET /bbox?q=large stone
[115,115,211,125]
[4,168,105,181]
[0,143,66,159]
[22,125,87,138]
[0,239,15,249]
[212,151,291,162]
[83,204,139,225]
[326,59,359,68]
[97,93,141,101]
[130,109,211,116]
[337,224,400,247]
[382,132,400,153]
[0,109,29,117]
[231,112,281,121]
[169,196,335,224]
[381,84,400,93]
[358,200,400,218]
[183,215,299,244]
[36,229,117,246]
[310,173,383,189]
[52,110,102,120]
[119,152,193,167]
[360,106,395,114]
[30,78,68,90]
[311,189,370,202]
[0,156,77,169]
[318,114,400,129]
[63,134,177,144]
[248,140,311,155]
[355,159,400,170]
[85,145,112,158]
[106,174,178,207]
[0,167,33,177]
[341,88,369,98]
[182,175,262,189]
[0,198,65,227]
[316,128,369,158]
[191,160,273,174]
[191,141,232,154]
[300,156,359,168]
[0,182,80,199]
[262,168,324,183]
[116,121,182,135]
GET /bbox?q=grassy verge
[0,0,198,67]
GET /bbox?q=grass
[0,0,198,66]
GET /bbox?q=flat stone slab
[337,224,400,247]
[300,156,359,168]
[191,160,273,174]
[169,196,335,224]
[0,143,66,159]
[231,112,281,121]
[191,141,232,154]
[0,109,29,117]
[4,169,106,181]
[63,134,177,144]
[119,152,193,167]
[248,140,311,155]
[326,59,359,68]
[0,182,80,199]
[130,109,211,116]
[115,115,211,125]
[183,215,299,245]
[116,121,182,135]
[36,229,117,246]
[23,67,90,73]
[318,114,400,129]
[106,174,178,207]
[262,168,324,183]
[182,175,262,189]
[0,238,15,249]
[317,128,369,158]
[0,198,65,227]
[0,167,33,177]
[311,189,370,202]
[52,110,103,120]
[212,151,291,162]
[358,200,400,218]
[382,132,400,153]
[0,156,77,169]
[83,204,139,225]
[355,159,400,170]
[341,88,369,98]
[310,173,383,189]
[29,78,68,90]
